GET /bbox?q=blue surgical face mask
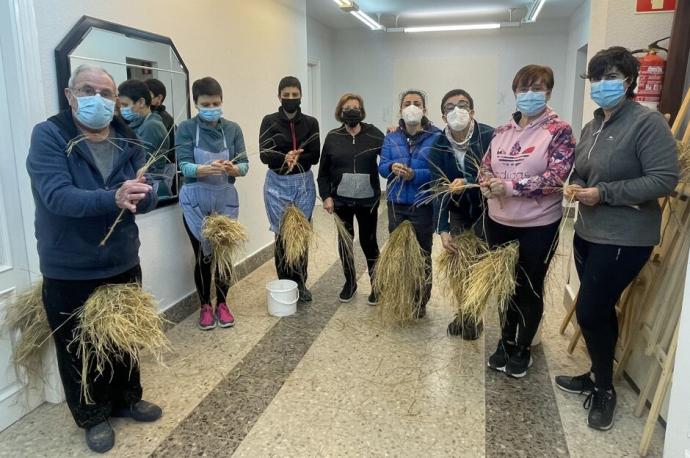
[74,94,115,130]
[590,79,626,109]
[198,106,223,122]
[516,91,547,117]
[119,106,142,123]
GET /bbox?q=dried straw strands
[279,205,314,270]
[71,284,169,404]
[202,214,248,284]
[374,221,427,326]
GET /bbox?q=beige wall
[31,0,309,310]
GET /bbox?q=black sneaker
[447,315,484,341]
[505,345,533,378]
[298,287,313,302]
[555,372,595,395]
[339,282,357,302]
[584,388,617,430]
[367,290,378,306]
[487,340,516,372]
[85,421,114,454]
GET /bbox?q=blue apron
[263,169,316,233]
[180,123,239,255]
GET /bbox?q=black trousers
[573,234,651,390]
[42,265,143,429]
[334,202,380,285]
[274,235,309,289]
[387,203,434,308]
[184,218,228,305]
[484,217,560,346]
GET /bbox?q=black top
[317,123,384,206]
[259,107,320,175]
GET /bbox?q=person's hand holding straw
[323,197,334,214]
[197,160,226,177]
[219,160,242,177]
[392,162,415,181]
[570,185,600,206]
[115,177,152,213]
[286,148,304,172]
[449,178,467,194]
[440,232,459,254]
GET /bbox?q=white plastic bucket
[266,279,298,317]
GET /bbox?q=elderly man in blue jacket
[26,64,161,454]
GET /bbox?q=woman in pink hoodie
[481,65,575,378]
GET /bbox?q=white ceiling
[306,0,585,29]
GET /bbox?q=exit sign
[636,0,676,13]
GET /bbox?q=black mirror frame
[55,15,191,209]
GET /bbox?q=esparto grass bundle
[333,214,355,271]
[71,284,169,404]
[374,221,427,326]
[436,231,488,306]
[202,214,248,284]
[678,141,690,183]
[3,281,51,383]
[279,205,313,271]
[460,241,519,324]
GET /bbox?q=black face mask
[342,109,363,128]
[281,98,301,113]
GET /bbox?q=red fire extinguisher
[632,37,669,111]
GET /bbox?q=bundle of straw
[435,231,488,305]
[72,284,169,404]
[279,205,313,271]
[373,221,427,326]
[333,214,355,273]
[678,141,690,183]
[3,282,51,383]
[460,241,519,324]
[202,214,248,284]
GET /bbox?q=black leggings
[484,217,560,346]
[388,203,434,308]
[42,265,143,428]
[274,234,309,289]
[184,218,228,305]
[334,202,380,284]
[573,234,651,390]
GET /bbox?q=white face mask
[447,107,471,132]
[402,104,424,126]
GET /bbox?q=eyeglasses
[443,101,471,114]
[71,85,116,100]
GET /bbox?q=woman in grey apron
[176,77,248,330]
[259,76,320,302]
[317,93,384,304]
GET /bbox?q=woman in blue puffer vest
[378,89,442,318]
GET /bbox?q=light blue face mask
[516,91,547,117]
[198,106,223,122]
[74,94,115,130]
[119,106,142,123]
[590,79,626,110]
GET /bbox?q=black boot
[447,315,483,340]
[85,421,114,454]
[339,280,357,302]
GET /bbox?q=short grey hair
[68,64,116,89]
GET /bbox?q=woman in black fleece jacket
[318,93,384,304]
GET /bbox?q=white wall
[306,17,336,132]
[30,0,309,311]
[562,0,590,139]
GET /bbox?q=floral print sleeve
[510,122,575,197]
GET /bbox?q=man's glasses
[72,85,116,100]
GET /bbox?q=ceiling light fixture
[523,0,546,23]
[403,23,501,33]
[332,0,354,10]
[351,10,384,30]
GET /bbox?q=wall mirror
[56,16,190,207]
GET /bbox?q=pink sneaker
[198,304,216,330]
[216,303,235,328]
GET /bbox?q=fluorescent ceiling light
[404,23,501,33]
[524,0,546,23]
[401,7,506,19]
[332,0,353,8]
[350,10,384,30]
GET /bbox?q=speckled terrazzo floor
[0,204,666,457]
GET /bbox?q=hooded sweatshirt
[481,108,575,227]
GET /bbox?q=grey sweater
[572,99,679,247]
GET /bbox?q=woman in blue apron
[176,77,249,330]
[259,76,320,302]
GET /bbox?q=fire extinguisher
[632,37,669,111]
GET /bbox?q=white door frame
[0,0,64,411]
